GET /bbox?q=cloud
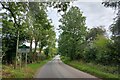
[73,2,116,29]
[47,7,61,39]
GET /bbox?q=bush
[83,47,97,62]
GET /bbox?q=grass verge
[61,56,119,80]
[2,58,51,78]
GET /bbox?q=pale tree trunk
[29,38,33,63]
[15,31,19,69]
[30,38,33,53]
[0,52,5,64]
[34,40,38,54]
[33,39,38,62]
[38,44,43,62]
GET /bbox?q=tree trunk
[29,38,33,63]
[39,45,43,54]
[33,39,38,62]
[15,30,19,69]
[30,38,33,53]
[34,39,38,54]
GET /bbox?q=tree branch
[0,2,19,28]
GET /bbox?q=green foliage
[2,58,50,78]
[102,1,120,9]
[58,6,87,60]
[1,2,30,66]
[1,2,57,64]
[59,8,118,67]
[28,3,56,59]
[86,26,106,41]
[63,60,119,79]
[44,47,49,57]
[48,2,70,12]
[84,28,118,66]
[83,47,97,62]
[93,35,111,65]
[102,0,120,66]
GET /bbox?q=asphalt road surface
[35,55,99,79]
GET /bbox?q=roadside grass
[2,58,51,78]
[61,56,119,80]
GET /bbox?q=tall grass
[2,58,51,78]
[62,57,119,80]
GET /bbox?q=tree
[86,26,106,41]
[93,35,111,65]
[47,2,70,12]
[102,1,120,37]
[1,1,70,65]
[28,2,56,62]
[83,26,106,63]
[58,6,87,60]
[1,2,28,67]
[102,0,120,66]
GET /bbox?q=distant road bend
[35,55,100,79]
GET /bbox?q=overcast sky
[47,2,116,40]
